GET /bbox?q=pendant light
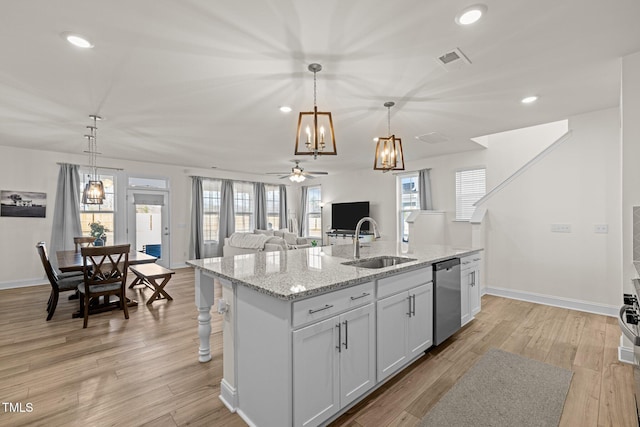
[82,114,105,204]
[374,101,405,172]
[295,63,337,159]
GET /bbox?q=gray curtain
[418,168,434,210]
[50,163,83,269]
[299,186,308,237]
[279,184,288,231]
[189,176,204,259]
[217,179,235,255]
[254,182,267,230]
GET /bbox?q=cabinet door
[293,316,340,427]
[339,303,375,408]
[470,266,481,316]
[460,267,472,326]
[407,283,433,358]
[377,292,410,381]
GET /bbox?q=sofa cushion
[265,236,287,250]
[254,229,274,237]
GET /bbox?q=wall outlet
[550,224,571,233]
[594,224,608,233]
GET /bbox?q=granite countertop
[187,241,482,301]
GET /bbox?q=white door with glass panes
[127,190,170,268]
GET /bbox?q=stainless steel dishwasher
[433,258,461,345]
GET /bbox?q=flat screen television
[331,201,370,232]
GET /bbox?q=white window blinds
[455,168,486,221]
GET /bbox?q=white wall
[318,109,620,313]
[318,170,397,244]
[0,145,295,288]
[622,51,640,294]
[482,108,621,310]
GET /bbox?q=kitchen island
[187,242,482,427]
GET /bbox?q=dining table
[56,248,158,315]
[57,249,158,272]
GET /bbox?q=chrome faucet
[354,217,381,259]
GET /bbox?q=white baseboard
[485,286,618,317]
[170,262,190,270]
[619,335,635,365]
[219,378,238,412]
[0,277,46,290]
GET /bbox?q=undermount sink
[342,256,417,269]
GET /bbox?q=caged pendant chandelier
[81,114,105,204]
[295,63,337,159]
[373,101,405,172]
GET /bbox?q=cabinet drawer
[377,267,432,299]
[460,253,482,267]
[292,281,374,328]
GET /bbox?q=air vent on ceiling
[436,47,471,71]
[415,132,449,144]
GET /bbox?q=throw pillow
[283,232,298,246]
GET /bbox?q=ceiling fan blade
[306,171,329,175]
[279,175,291,179]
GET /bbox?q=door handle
[407,295,412,317]
[336,323,341,353]
[471,271,475,287]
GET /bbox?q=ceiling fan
[267,160,328,183]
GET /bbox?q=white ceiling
[1,0,639,177]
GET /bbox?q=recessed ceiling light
[62,32,94,49]
[455,4,488,25]
[521,96,538,104]
[279,106,292,113]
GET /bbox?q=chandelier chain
[313,70,317,108]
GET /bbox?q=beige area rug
[421,348,573,427]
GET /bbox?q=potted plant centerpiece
[89,221,108,246]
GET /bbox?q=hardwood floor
[0,268,636,426]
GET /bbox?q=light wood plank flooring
[0,268,635,426]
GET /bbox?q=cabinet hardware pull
[309,304,333,314]
[343,320,348,349]
[350,292,370,301]
[407,296,412,317]
[336,323,341,353]
[411,294,416,316]
[471,271,475,287]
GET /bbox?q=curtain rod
[57,163,124,171]
[392,167,431,176]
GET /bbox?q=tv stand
[326,230,374,246]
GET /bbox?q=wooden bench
[128,264,175,305]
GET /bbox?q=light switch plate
[551,224,571,233]
[594,224,608,233]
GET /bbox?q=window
[234,182,254,232]
[203,179,221,241]
[265,185,280,230]
[455,168,486,221]
[79,171,115,243]
[398,174,420,242]
[306,186,322,238]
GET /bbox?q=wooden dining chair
[36,242,84,321]
[78,244,131,328]
[74,236,95,253]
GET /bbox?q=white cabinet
[460,254,482,326]
[377,282,433,381]
[293,303,375,427]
